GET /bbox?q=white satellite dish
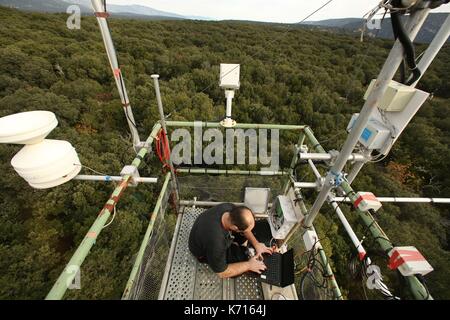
[11,140,82,189]
[0,111,58,144]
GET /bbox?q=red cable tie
[94,12,110,18]
[113,68,121,78]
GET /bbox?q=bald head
[229,206,255,232]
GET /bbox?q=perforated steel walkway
[159,207,264,300]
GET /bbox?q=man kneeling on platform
[188,203,274,279]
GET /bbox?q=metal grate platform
[159,207,263,300]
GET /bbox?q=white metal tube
[299,153,366,162]
[308,159,322,180]
[333,197,450,204]
[151,74,180,205]
[329,198,366,260]
[225,90,235,118]
[409,14,450,87]
[91,0,140,148]
[347,149,372,184]
[304,10,430,228]
[74,175,158,184]
[294,182,319,189]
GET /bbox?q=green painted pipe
[317,248,344,300]
[303,126,327,154]
[122,173,171,299]
[340,180,433,300]
[45,123,162,300]
[165,121,305,131]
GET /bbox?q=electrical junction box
[359,119,391,150]
[354,192,382,212]
[220,64,240,90]
[347,113,391,150]
[348,114,391,150]
[388,246,433,276]
[120,165,140,187]
[269,195,301,240]
[244,187,271,214]
[348,83,429,155]
[364,79,416,112]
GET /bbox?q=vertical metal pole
[304,9,430,228]
[91,0,141,148]
[283,131,305,194]
[151,75,180,208]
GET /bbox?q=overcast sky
[106,0,449,23]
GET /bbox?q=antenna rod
[90,0,141,148]
[151,75,180,209]
[303,9,430,228]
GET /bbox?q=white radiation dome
[11,139,82,189]
[0,111,58,144]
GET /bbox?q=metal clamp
[329,171,345,187]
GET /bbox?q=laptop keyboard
[261,253,281,284]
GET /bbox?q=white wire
[103,205,117,229]
[74,163,110,177]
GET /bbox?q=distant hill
[0,0,188,19]
[303,13,449,43]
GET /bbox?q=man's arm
[217,261,250,279]
[217,256,267,279]
[243,230,259,247]
[243,230,273,257]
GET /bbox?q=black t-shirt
[188,203,235,273]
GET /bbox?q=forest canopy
[0,6,449,299]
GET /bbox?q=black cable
[390,6,421,85]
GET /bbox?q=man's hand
[247,256,267,274]
[253,242,274,258]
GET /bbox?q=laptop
[260,249,295,287]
